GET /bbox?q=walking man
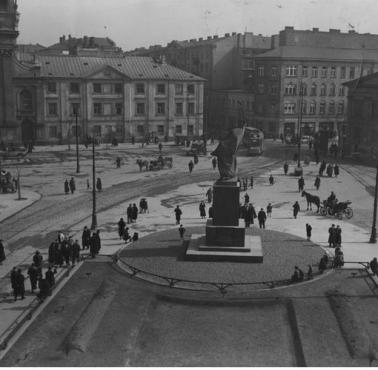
[64,179,69,194]
[174,205,182,225]
[69,177,76,194]
[178,224,185,239]
[188,160,194,173]
[206,187,213,203]
[298,176,305,192]
[283,162,289,175]
[257,208,267,229]
[27,263,39,293]
[293,201,300,219]
[118,218,126,239]
[314,175,321,191]
[82,226,90,250]
[306,223,312,241]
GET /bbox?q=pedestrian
[82,226,90,250]
[250,175,254,189]
[199,201,206,219]
[132,203,138,222]
[95,230,101,255]
[0,239,5,265]
[334,164,339,178]
[269,174,274,185]
[319,160,326,176]
[293,201,300,219]
[33,250,43,275]
[132,232,139,242]
[89,232,97,258]
[48,240,58,265]
[27,263,39,293]
[174,205,182,224]
[159,142,163,153]
[298,176,305,192]
[283,162,289,175]
[326,163,333,177]
[118,218,126,239]
[188,160,194,173]
[206,187,213,203]
[314,175,321,191]
[64,179,69,194]
[212,157,217,170]
[86,179,90,190]
[10,266,17,298]
[179,224,185,239]
[266,203,272,218]
[370,257,378,275]
[37,277,51,302]
[319,254,328,273]
[139,198,148,213]
[244,193,250,205]
[45,266,55,288]
[328,224,336,247]
[257,208,267,229]
[307,264,313,280]
[127,204,133,224]
[306,223,312,241]
[14,269,25,300]
[291,266,304,282]
[335,225,342,246]
[116,157,121,168]
[96,177,102,191]
[245,203,257,227]
[72,239,81,264]
[69,177,76,194]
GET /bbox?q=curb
[0,191,42,224]
[0,261,82,354]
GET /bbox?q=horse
[301,191,320,212]
[136,159,149,172]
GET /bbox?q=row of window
[47,82,197,96]
[46,101,196,117]
[283,83,346,97]
[283,100,345,115]
[257,65,363,80]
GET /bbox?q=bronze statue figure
[211,127,245,180]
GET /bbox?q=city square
[1,0,378,367]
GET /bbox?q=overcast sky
[17,0,378,51]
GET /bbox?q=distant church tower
[0,0,19,143]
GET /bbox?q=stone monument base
[185,231,263,263]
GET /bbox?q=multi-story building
[253,27,378,141]
[13,55,204,145]
[343,72,378,156]
[127,33,272,134]
[0,0,19,143]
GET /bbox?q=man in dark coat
[335,225,342,246]
[94,230,101,255]
[199,201,206,219]
[188,160,194,173]
[257,208,267,229]
[15,269,25,300]
[82,226,90,250]
[334,164,339,178]
[132,204,138,222]
[69,177,76,194]
[244,193,250,205]
[61,240,70,266]
[27,263,39,293]
[96,177,102,191]
[37,278,51,302]
[48,240,58,265]
[293,201,300,219]
[45,266,55,288]
[328,224,336,247]
[306,223,312,241]
[72,239,81,265]
[127,204,133,224]
[0,239,5,264]
[118,218,126,239]
[33,250,43,275]
[326,163,333,177]
[298,176,305,192]
[64,179,69,194]
[283,162,289,175]
[314,176,321,191]
[178,224,185,239]
[89,232,97,258]
[174,205,182,224]
[245,204,257,227]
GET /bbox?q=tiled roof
[15,55,205,81]
[255,46,378,61]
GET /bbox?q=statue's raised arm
[211,126,245,180]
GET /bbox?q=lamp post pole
[369,160,378,243]
[75,110,80,173]
[90,136,97,230]
[297,81,304,169]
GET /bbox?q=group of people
[319,160,339,178]
[328,224,342,248]
[237,176,254,191]
[48,232,81,266]
[81,227,102,258]
[117,218,139,243]
[64,177,103,194]
[126,204,139,223]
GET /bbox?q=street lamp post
[75,110,80,173]
[369,160,378,243]
[90,136,97,230]
[297,82,304,169]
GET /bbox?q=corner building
[13,55,204,144]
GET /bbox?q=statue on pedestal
[211,126,245,180]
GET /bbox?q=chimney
[285,26,294,30]
[225,33,230,37]
[312,28,319,32]
[329,28,340,33]
[232,32,236,36]
[213,35,218,39]
[207,36,212,40]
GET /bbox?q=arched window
[20,90,33,112]
[309,101,316,114]
[310,83,317,96]
[329,83,336,96]
[320,83,327,96]
[300,83,307,96]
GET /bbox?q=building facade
[13,55,204,144]
[344,73,378,156]
[253,27,378,142]
[0,0,19,143]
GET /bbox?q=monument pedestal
[185,179,263,263]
